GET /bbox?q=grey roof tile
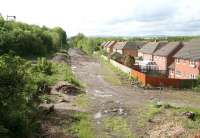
[113,41,127,50]
[123,41,146,50]
[154,42,182,56]
[174,39,200,60]
[139,42,162,54]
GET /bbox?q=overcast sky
[0,0,200,36]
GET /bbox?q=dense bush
[193,76,200,91]
[69,33,98,55]
[123,55,135,68]
[35,57,53,75]
[0,17,68,56]
[0,53,39,138]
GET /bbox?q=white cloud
[0,0,200,36]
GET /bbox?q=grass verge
[96,54,135,86]
[70,112,94,138]
[137,103,162,128]
[103,116,135,138]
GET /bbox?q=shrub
[123,55,135,68]
[0,54,39,138]
[35,57,53,75]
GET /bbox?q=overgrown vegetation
[137,103,161,128]
[124,55,135,68]
[0,52,79,137]
[104,116,134,138]
[193,76,200,91]
[0,16,68,57]
[0,54,39,138]
[97,53,136,85]
[70,112,94,138]
[34,57,53,75]
[70,33,98,55]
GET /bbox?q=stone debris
[103,101,128,116]
[52,81,81,95]
[94,112,102,119]
[182,111,195,120]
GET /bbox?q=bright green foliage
[0,17,68,56]
[71,113,94,138]
[35,57,53,75]
[65,64,82,87]
[70,34,98,55]
[0,54,39,138]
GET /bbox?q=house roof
[138,42,167,54]
[174,39,200,60]
[101,42,107,47]
[113,41,127,50]
[154,42,182,56]
[106,41,117,48]
[123,41,146,50]
[138,42,159,54]
[103,41,111,47]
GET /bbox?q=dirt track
[68,48,200,137]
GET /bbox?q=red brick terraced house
[113,41,127,54]
[138,42,167,61]
[105,41,117,53]
[122,41,146,57]
[153,42,183,71]
[170,39,200,79]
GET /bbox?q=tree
[0,54,38,138]
[0,16,67,56]
[124,55,135,68]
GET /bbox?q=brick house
[170,39,200,79]
[103,41,111,50]
[153,42,183,71]
[105,41,117,53]
[113,42,127,54]
[122,41,146,57]
[100,41,107,48]
[138,42,167,61]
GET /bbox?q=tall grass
[71,113,94,138]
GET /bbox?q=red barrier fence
[131,69,194,88]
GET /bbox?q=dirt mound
[52,81,81,96]
[52,52,69,64]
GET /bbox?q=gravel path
[68,48,200,137]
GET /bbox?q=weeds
[138,103,162,127]
[104,116,134,138]
[70,112,94,138]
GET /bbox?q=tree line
[0,16,68,57]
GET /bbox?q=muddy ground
[68,48,200,138]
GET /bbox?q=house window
[175,71,182,77]
[189,60,195,65]
[170,70,174,74]
[189,74,196,79]
[176,58,180,63]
